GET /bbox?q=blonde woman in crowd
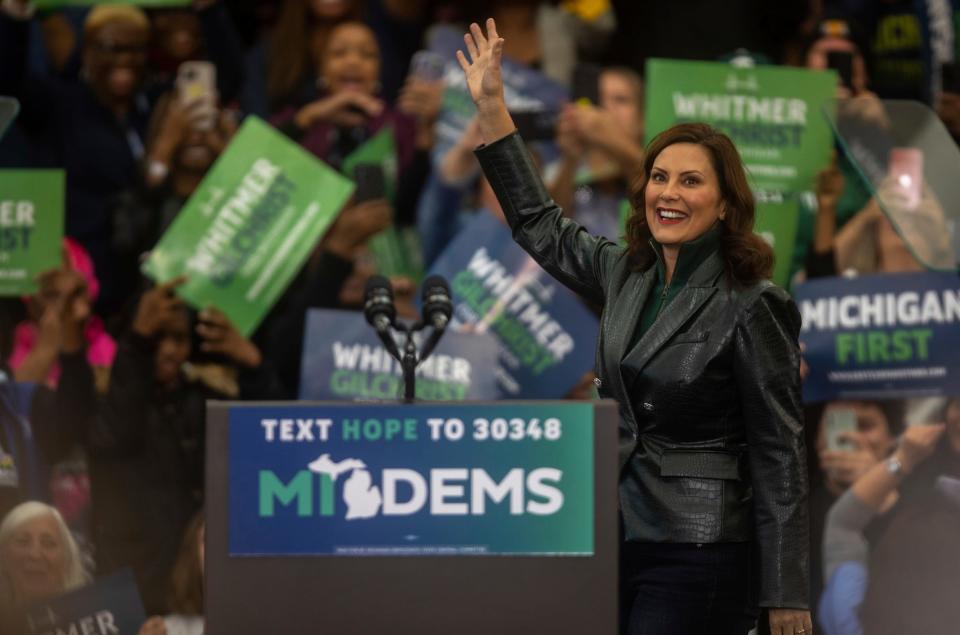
[0,501,89,633]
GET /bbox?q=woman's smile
[655,206,689,225]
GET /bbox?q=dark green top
[634,223,723,344]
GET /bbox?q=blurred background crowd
[0,0,959,633]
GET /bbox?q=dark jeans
[620,541,759,635]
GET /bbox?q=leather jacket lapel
[602,268,654,433]
[621,251,725,374]
[622,286,717,374]
[611,269,656,366]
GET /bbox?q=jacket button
[593,377,602,388]
[642,402,654,411]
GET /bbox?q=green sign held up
[142,116,355,336]
[0,170,64,296]
[644,59,837,286]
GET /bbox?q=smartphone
[176,61,217,130]
[825,408,858,451]
[941,62,960,94]
[572,63,601,106]
[887,147,923,210]
[409,50,446,82]
[510,109,558,142]
[827,51,854,90]
[353,163,387,203]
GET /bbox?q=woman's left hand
[196,306,262,369]
[768,608,813,635]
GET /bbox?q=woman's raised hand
[457,19,505,108]
[456,19,514,144]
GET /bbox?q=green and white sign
[645,60,837,285]
[143,116,355,336]
[0,170,64,296]
[229,402,595,556]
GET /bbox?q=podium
[205,400,619,634]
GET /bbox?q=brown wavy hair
[625,123,774,286]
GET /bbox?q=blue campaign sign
[228,402,594,556]
[24,569,146,635]
[298,308,500,401]
[0,375,38,498]
[795,271,960,402]
[426,211,599,399]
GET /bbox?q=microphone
[421,275,453,331]
[363,275,396,334]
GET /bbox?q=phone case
[825,409,858,451]
[888,147,923,210]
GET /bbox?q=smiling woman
[82,6,150,109]
[0,501,89,630]
[627,123,774,286]
[458,19,811,635]
[646,145,724,248]
[321,22,381,96]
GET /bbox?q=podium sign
[229,402,593,555]
[207,400,618,634]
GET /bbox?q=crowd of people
[0,1,958,634]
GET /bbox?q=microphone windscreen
[421,275,453,327]
[365,274,393,299]
[421,275,450,298]
[364,275,396,327]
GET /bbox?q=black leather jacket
[476,132,809,609]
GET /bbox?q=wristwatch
[886,456,904,476]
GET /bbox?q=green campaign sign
[143,116,354,336]
[0,170,64,296]
[644,59,837,285]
